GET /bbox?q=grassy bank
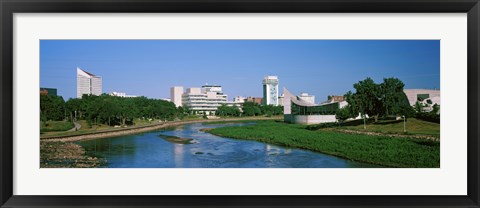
[337,118,440,138]
[40,121,74,133]
[207,121,439,168]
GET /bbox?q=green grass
[208,121,440,168]
[40,121,74,133]
[339,118,440,137]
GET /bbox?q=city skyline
[40,40,440,101]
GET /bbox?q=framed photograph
[1,0,479,207]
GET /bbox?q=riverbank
[40,116,282,168]
[40,141,105,168]
[206,120,440,168]
[41,116,282,143]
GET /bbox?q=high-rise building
[77,67,102,98]
[262,76,279,106]
[171,86,184,107]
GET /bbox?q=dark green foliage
[344,77,415,122]
[380,78,414,117]
[63,94,179,126]
[335,107,353,123]
[176,106,191,119]
[240,102,283,117]
[242,102,262,116]
[40,94,66,121]
[216,104,241,117]
[352,77,383,121]
[415,112,440,123]
[209,121,440,168]
[305,122,338,130]
[259,104,283,116]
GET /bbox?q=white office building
[262,76,279,106]
[173,85,228,115]
[109,91,138,98]
[170,86,184,107]
[77,67,102,98]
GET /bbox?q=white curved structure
[283,88,339,125]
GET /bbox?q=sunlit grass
[339,118,439,137]
[208,121,440,168]
[40,121,74,133]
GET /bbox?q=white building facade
[170,86,184,107]
[172,85,228,115]
[404,89,440,112]
[262,76,279,106]
[298,92,315,104]
[283,88,342,125]
[109,91,138,98]
[77,67,102,98]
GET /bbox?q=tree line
[215,102,283,117]
[41,94,181,127]
[41,93,284,128]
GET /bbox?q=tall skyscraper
[262,76,279,106]
[77,67,102,98]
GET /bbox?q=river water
[77,122,377,168]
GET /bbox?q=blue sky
[40,40,440,103]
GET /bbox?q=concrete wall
[404,89,440,106]
[284,114,337,125]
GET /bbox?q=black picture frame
[1,0,479,207]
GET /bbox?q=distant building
[246,97,263,105]
[173,85,228,115]
[233,96,246,103]
[404,89,440,112]
[298,92,315,104]
[109,91,138,98]
[161,98,171,102]
[77,67,102,98]
[262,76,279,106]
[40,87,57,96]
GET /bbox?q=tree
[216,104,241,117]
[380,77,404,116]
[335,107,352,124]
[431,103,440,115]
[379,77,415,120]
[414,101,424,113]
[242,102,262,116]
[65,98,83,121]
[345,78,382,129]
[40,94,66,122]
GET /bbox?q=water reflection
[77,122,379,168]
